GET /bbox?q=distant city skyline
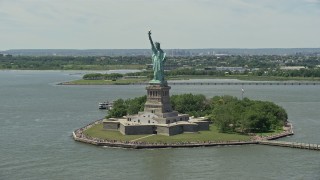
[0,0,320,50]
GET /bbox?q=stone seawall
[259,122,294,141]
[72,131,258,149]
[72,119,295,149]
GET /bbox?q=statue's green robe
[151,48,166,83]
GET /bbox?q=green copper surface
[148,30,166,85]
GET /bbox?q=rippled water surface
[0,70,320,180]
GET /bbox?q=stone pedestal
[144,83,178,121]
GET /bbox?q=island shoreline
[72,119,294,149]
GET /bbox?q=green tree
[104,73,123,80]
[171,93,210,117]
[126,95,147,115]
[106,99,127,118]
[106,94,288,134]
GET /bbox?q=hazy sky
[0,0,320,50]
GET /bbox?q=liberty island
[71,32,319,150]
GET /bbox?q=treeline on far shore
[0,56,147,70]
[82,67,320,81]
[108,94,288,134]
[2,54,320,78]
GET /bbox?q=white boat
[98,101,113,110]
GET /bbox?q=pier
[259,140,320,151]
[253,122,319,151]
[131,82,320,86]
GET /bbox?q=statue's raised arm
[148,30,156,52]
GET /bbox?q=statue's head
[155,42,161,50]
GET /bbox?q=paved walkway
[130,134,155,142]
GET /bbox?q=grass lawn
[66,78,148,85]
[84,124,252,143]
[64,75,320,85]
[257,128,285,137]
[84,124,147,141]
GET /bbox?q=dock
[254,122,319,151]
[131,82,320,86]
[259,140,320,151]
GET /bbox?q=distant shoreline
[2,48,320,56]
[59,79,320,86]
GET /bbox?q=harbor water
[0,70,319,180]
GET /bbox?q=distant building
[280,66,306,70]
[214,54,229,57]
[216,67,246,73]
[181,65,192,69]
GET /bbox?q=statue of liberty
[148,30,166,85]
